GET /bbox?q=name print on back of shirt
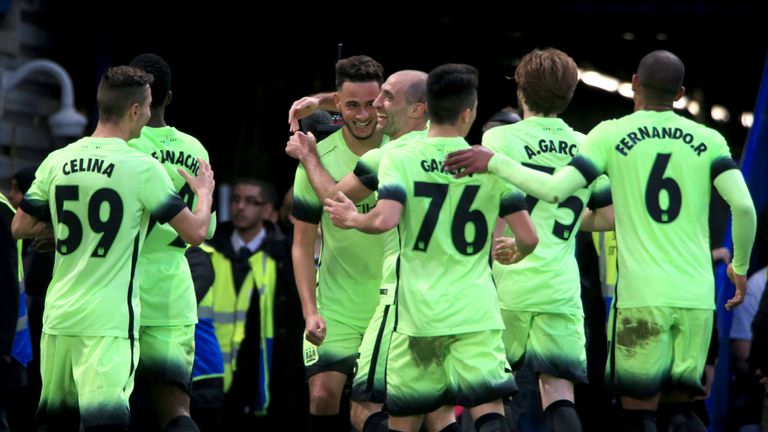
[62,158,115,178]
[614,125,708,157]
[150,149,200,175]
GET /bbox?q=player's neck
[147,109,167,128]
[519,98,555,119]
[390,120,427,140]
[523,111,556,119]
[427,123,463,138]
[635,98,674,112]
[92,122,131,142]
[342,127,382,156]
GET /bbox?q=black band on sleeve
[353,161,379,192]
[377,185,406,204]
[291,198,323,225]
[19,198,51,222]
[588,188,613,210]
[499,193,528,217]
[152,195,187,224]
[711,156,738,182]
[568,156,600,185]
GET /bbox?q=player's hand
[32,230,55,252]
[725,263,748,310]
[443,145,494,178]
[286,131,318,161]
[179,159,215,199]
[493,237,518,265]
[323,192,357,229]
[304,312,327,346]
[711,247,731,264]
[289,96,321,132]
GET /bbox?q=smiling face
[336,81,380,140]
[374,73,412,136]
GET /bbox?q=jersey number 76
[412,182,487,256]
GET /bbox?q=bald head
[636,50,685,100]
[376,70,429,138]
[388,70,428,105]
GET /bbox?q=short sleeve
[377,151,407,204]
[708,131,737,181]
[587,174,612,210]
[570,121,611,184]
[498,180,527,216]
[291,164,323,224]
[354,148,383,192]
[141,160,186,224]
[20,157,53,221]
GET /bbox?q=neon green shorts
[37,332,138,429]
[386,330,516,416]
[303,315,364,378]
[606,306,712,399]
[351,303,394,403]
[502,309,587,383]
[136,325,195,392]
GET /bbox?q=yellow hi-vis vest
[592,231,618,299]
[0,193,32,366]
[202,246,276,414]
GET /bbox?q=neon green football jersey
[21,137,185,337]
[377,136,526,337]
[292,129,395,330]
[483,117,611,314]
[572,110,735,309]
[128,126,215,326]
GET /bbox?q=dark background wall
[40,2,768,200]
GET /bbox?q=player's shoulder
[41,146,70,165]
[391,138,428,161]
[115,147,167,176]
[590,116,624,135]
[482,122,519,141]
[173,128,208,154]
[676,115,726,143]
[316,128,345,158]
[572,129,587,143]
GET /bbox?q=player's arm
[291,220,326,345]
[325,150,404,233]
[580,206,615,232]
[13,164,52,240]
[324,192,401,233]
[11,209,50,240]
[580,177,615,232]
[444,146,588,203]
[494,185,538,263]
[285,132,373,204]
[166,160,215,246]
[714,167,757,310]
[285,131,374,203]
[288,92,336,132]
[501,210,538,262]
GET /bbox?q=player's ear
[673,86,685,102]
[409,101,426,119]
[459,107,472,125]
